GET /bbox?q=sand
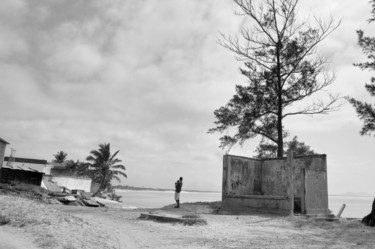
[0,226,40,249]
[54,203,375,249]
[2,198,375,249]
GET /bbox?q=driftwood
[362,198,375,227]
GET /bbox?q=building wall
[0,168,44,185]
[222,154,329,215]
[222,155,291,214]
[261,159,288,196]
[298,155,328,214]
[1,157,46,186]
[0,142,7,169]
[48,176,91,192]
[223,155,261,197]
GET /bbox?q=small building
[221,152,329,215]
[1,157,46,185]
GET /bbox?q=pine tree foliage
[348,0,375,136]
[254,136,315,158]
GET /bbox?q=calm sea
[117,190,374,218]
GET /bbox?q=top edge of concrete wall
[225,154,327,161]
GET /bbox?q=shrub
[0,214,10,225]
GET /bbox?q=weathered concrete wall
[50,176,91,192]
[297,155,328,214]
[261,159,288,196]
[222,194,290,214]
[222,154,329,215]
[223,155,261,197]
[222,155,290,214]
[0,142,7,169]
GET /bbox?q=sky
[0,0,374,194]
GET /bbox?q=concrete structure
[42,162,92,193]
[221,153,329,215]
[43,175,91,193]
[1,157,46,185]
[0,137,9,171]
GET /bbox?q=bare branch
[283,94,344,118]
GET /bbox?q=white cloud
[45,41,104,81]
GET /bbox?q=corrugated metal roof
[4,157,47,165]
[0,137,9,144]
[3,157,46,173]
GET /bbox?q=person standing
[174,177,183,208]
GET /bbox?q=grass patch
[34,234,58,249]
[182,214,200,219]
[0,182,52,203]
[182,218,207,226]
[181,214,207,226]
[0,214,10,225]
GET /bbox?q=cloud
[0,0,374,192]
[44,41,104,81]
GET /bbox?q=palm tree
[53,151,68,163]
[86,143,127,197]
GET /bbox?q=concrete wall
[0,142,7,169]
[297,155,328,215]
[222,154,329,215]
[261,159,288,196]
[223,155,261,197]
[222,155,290,214]
[49,176,91,192]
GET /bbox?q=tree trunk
[362,198,375,227]
[276,90,283,157]
[92,180,106,197]
[277,112,283,157]
[276,40,284,158]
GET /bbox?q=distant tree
[348,0,375,136]
[208,0,341,157]
[52,151,68,163]
[254,136,315,158]
[86,143,127,197]
[65,160,90,177]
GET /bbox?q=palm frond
[112,175,121,182]
[113,170,127,178]
[109,150,120,162]
[111,164,126,171]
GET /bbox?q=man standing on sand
[174,177,183,208]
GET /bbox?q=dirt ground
[52,203,375,249]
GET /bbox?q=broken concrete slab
[139,212,207,225]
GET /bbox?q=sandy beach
[56,204,375,249]
[1,195,375,249]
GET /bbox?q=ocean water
[329,195,374,218]
[117,190,374,218]
[117,190,221,209]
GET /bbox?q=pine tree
[209,0,341,157]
